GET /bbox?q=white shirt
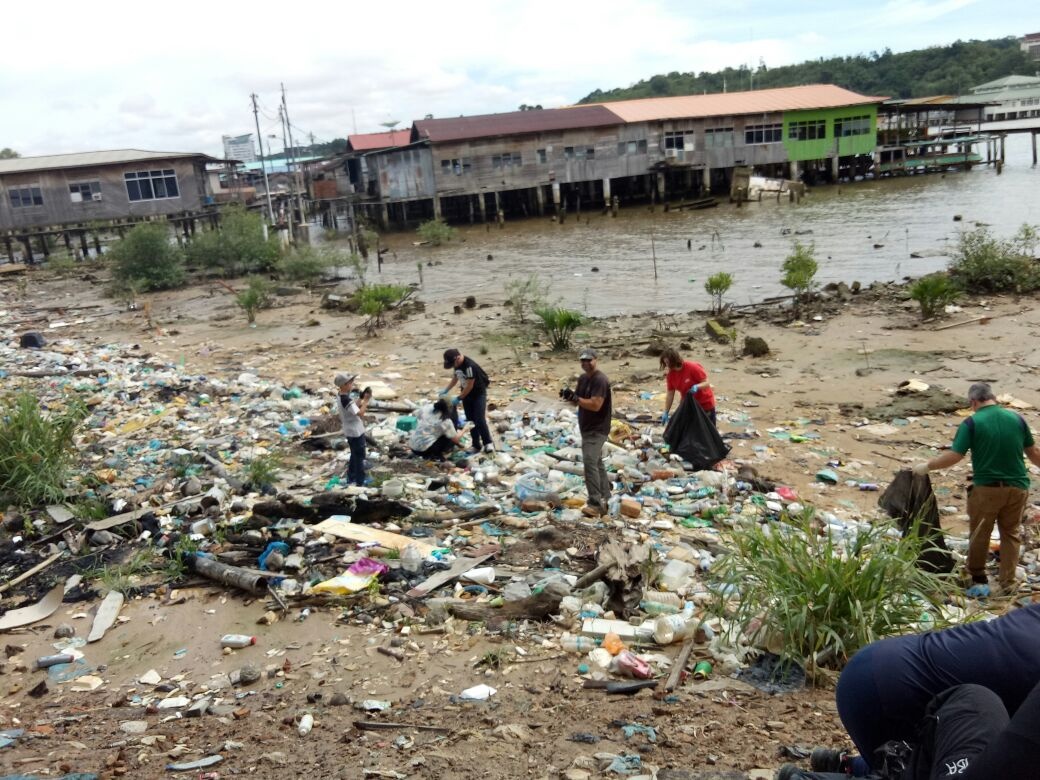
[410,404,456,452]
[338,393,365,438]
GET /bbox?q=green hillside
[579,37,1034,103]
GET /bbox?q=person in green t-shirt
[914,382,1040,597]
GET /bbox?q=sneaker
[483,443,495,453]
[581,504,605,518]
[774,766,809,780]
[809,747,845,772]
[966,583,991,599]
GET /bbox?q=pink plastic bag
[348,557,389,577]
[614,650,652,679]
[776,486,798,502]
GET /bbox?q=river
[352,134,1040,316]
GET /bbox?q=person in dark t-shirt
[441,348,494,454]
[562,348,612,517]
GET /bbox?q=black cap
[443,348,461,369]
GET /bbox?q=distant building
[1021,32,1040,61]
[955,75,1040,121]
[0,149,226,232]
[222,134,257,163]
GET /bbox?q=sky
[1,0,1035,159]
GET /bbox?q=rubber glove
[688,384,699,395]
[912,462,930,476]
[452,395,462,406]
[438,388,450,397]
[660,411,670,424]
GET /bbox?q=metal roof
[971,75,1040,92]
[346,130,409,152]
[0,149,225,176]
[411,105,623,144]
[593,84,886,123]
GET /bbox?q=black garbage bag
[663,394,730,470]
[878,469,955,574]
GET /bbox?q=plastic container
[221,634,257,649]
[461,567,495,585]
[653,614,699,645]
[514,472,561,502]
[381,479,404,498]
[658,559,696,592]
[401,544,423,574]
[298,712,314,736]
[561,634,598,653]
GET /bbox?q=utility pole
[278,104,294,235]
[281,83,305,233]
[251,93,274,225]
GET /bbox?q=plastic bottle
[642,591,682,609]
[658,559,696,592]
[401,544,423,574]
[560,634,598,653]
[607,495,621,518]
[221,634,257,649]
[653,614,700,645]
[602,632,626,655]
[298,712,314,736]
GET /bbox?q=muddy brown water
[335,134,1040,315]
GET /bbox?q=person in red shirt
[660,347,716,426]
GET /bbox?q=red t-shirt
[666,361,715,412]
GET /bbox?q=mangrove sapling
[909,273,961,320]
[705,271,733,315]
[780,241,819,314]
[235,277,273,325]
[534,307,584,351]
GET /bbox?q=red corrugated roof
[593,84,886,122]
[346,130,409,152]
[411,105,623,144]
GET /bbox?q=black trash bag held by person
[663,394,730,470]
[878,469,955,574]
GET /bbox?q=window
[124,169,179,201]
[69,181,102,202]
[564,147,595,160]
[9,186,43,208]
[744,123,782,144]
[663,131,686,150]
[617,139,649,155]
[834,115,872,137]
[537,148,548,164]
[440,158,471,175]
[491,152,521,169]
[704,127,734,148]
[787,119,827,141]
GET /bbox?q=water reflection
[345,135,1040,315]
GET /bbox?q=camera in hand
[560,387,576,402]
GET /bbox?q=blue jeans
[462,390,493,450]
[347,434,366,486]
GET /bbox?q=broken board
[406,552,496,598]
[314,516,438,555]
[87,591,124,642]
[0,583,64,632]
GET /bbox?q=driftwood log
[446,581,568,622]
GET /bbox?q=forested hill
[578,37,1034,103]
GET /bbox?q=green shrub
[0,392,88,507]
[235,277,273,324]
[356,283,410,334]
[504,273,550,324]
[244,452,282,490]
[277,246,338,286]
[186,205,280,276]
[704,271,733,315]
[108,223,185,292]
[708,508,957,671]
[948,225,1040,293]
[780,241,819,306]
[909,273,961,320]
[534,307,584,351]
[417,219,457,246]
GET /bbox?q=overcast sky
[2,0,1035,158]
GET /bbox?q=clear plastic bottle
[401,544,422,574]
[220,634,257,648]
[560,633,597,653]
[298,712,314,736]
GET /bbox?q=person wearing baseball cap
[441,348,494,454]
[561,348,612,517]
[335,372,371,486]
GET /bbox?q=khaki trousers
[966,484,1028,588]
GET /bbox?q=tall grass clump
[0,392,88,507]
[708,508,957,673]
[534,307,584,351]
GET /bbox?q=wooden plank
[664,637,698,692]
[406,552,496,598]
[314,517,438,555]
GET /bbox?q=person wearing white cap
[562,348,612,517]
[335,373,371,486]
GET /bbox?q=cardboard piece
[314,516,437,555]
[0,583,64,632]
[87,591,124,642]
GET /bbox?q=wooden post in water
[3,235,13,264]
[1032,131,1038,166]
[650,230,658,280]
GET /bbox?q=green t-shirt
[951,404,1034,488]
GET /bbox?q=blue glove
[661,411,670,424]
[688,384,699,395]
[438,389,449,397]
[452,395,461,406]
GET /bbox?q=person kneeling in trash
[410,399,468,460]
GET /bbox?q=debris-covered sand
[2,261,1039,780]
